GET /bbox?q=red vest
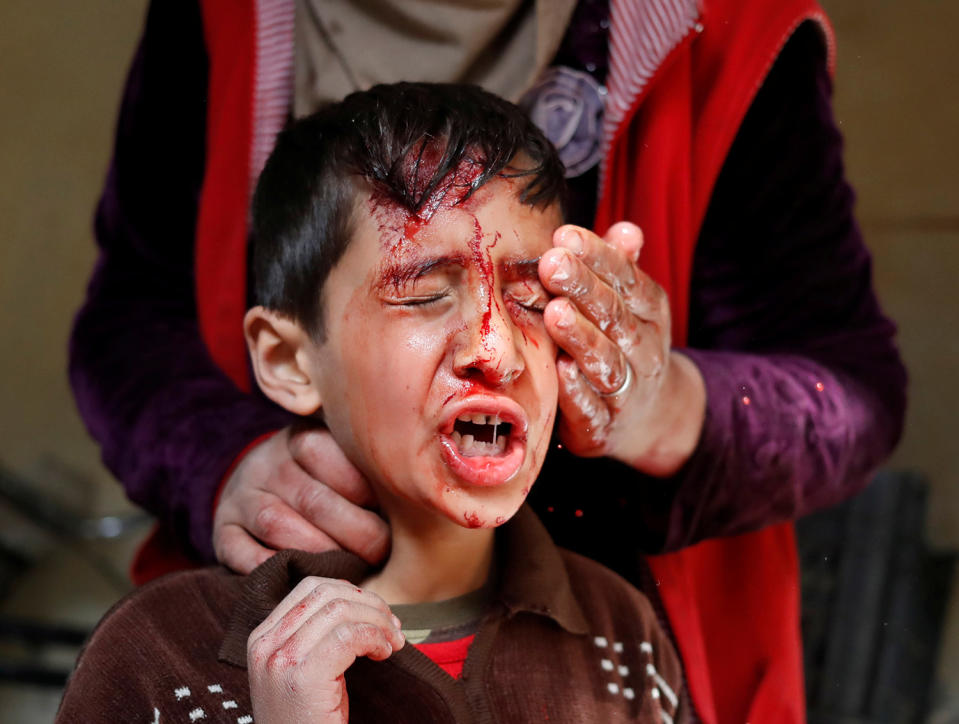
[597,2,833,722]
[187,1,835,721]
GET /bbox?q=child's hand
[213,426,391,573]
[248,577,405,724]
[539,222,706,477]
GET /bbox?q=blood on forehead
[366,143,527,253]
[363,150,544,380]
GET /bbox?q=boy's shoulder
[557,548,686,719]
[490,515,687,722]
[87,564,242,646]
[57,566,252,723]
[556,546,663,642]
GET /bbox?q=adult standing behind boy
[69,1,906,722]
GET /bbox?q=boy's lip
[438,397,528,487]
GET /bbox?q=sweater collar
[219,506,588,668]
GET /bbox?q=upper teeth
[458,413,501,425]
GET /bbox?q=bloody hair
[250,82,566,338]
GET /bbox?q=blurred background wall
[0,2,147,512]
[0,0,955,720]
[0,1,149,717]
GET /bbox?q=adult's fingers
[552,225,640,297]
[554,355,611,456]
[284,474,391,565]
[602,221,644,263]
[545,224,669,323]
[289,427,376,508]
[232,455,389,565]
[541,249,640,351]
[543,297,631,395]
[214,523,277,574]
[235,486,342,556]
[286,429,390,563]
[214,430,390,570]
[542,244,668,330]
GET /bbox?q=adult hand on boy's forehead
[539,222,707,477]
[213,426,390,573]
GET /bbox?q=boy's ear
[244,306,323,416]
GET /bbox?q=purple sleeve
[69,0,292,561]
[531,23,906,557]
[661,22,907,549]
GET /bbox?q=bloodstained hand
[538,222,706,476]
[248,577,405,724]
[213,425,390,573]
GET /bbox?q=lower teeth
[451,430,508,456]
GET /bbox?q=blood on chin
[457,505,519,530]
[430,455,532,530]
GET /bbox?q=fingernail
[391,614,402,629]
[551,253,573,282]
[561,228,584,254]
[554,302,574,329]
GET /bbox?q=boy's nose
[452,295,525,387]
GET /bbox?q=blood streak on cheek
[516,323,540,350]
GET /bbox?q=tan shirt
[293,0,577,116]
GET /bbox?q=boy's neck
[361,505,496,605]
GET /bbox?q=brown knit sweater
[57,507,685,723]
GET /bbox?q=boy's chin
[443,488,531,530]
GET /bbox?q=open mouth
[439,401,527,487]
[451,413,513,456]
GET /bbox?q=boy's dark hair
[250,82,567,339]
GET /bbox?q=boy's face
[305,175,560,530]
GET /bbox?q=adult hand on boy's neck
[213,426,390,573]
[540,222,707,477]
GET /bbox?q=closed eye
[512,297,547,313]
[385,290,451,308]
[506,282,550,314]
